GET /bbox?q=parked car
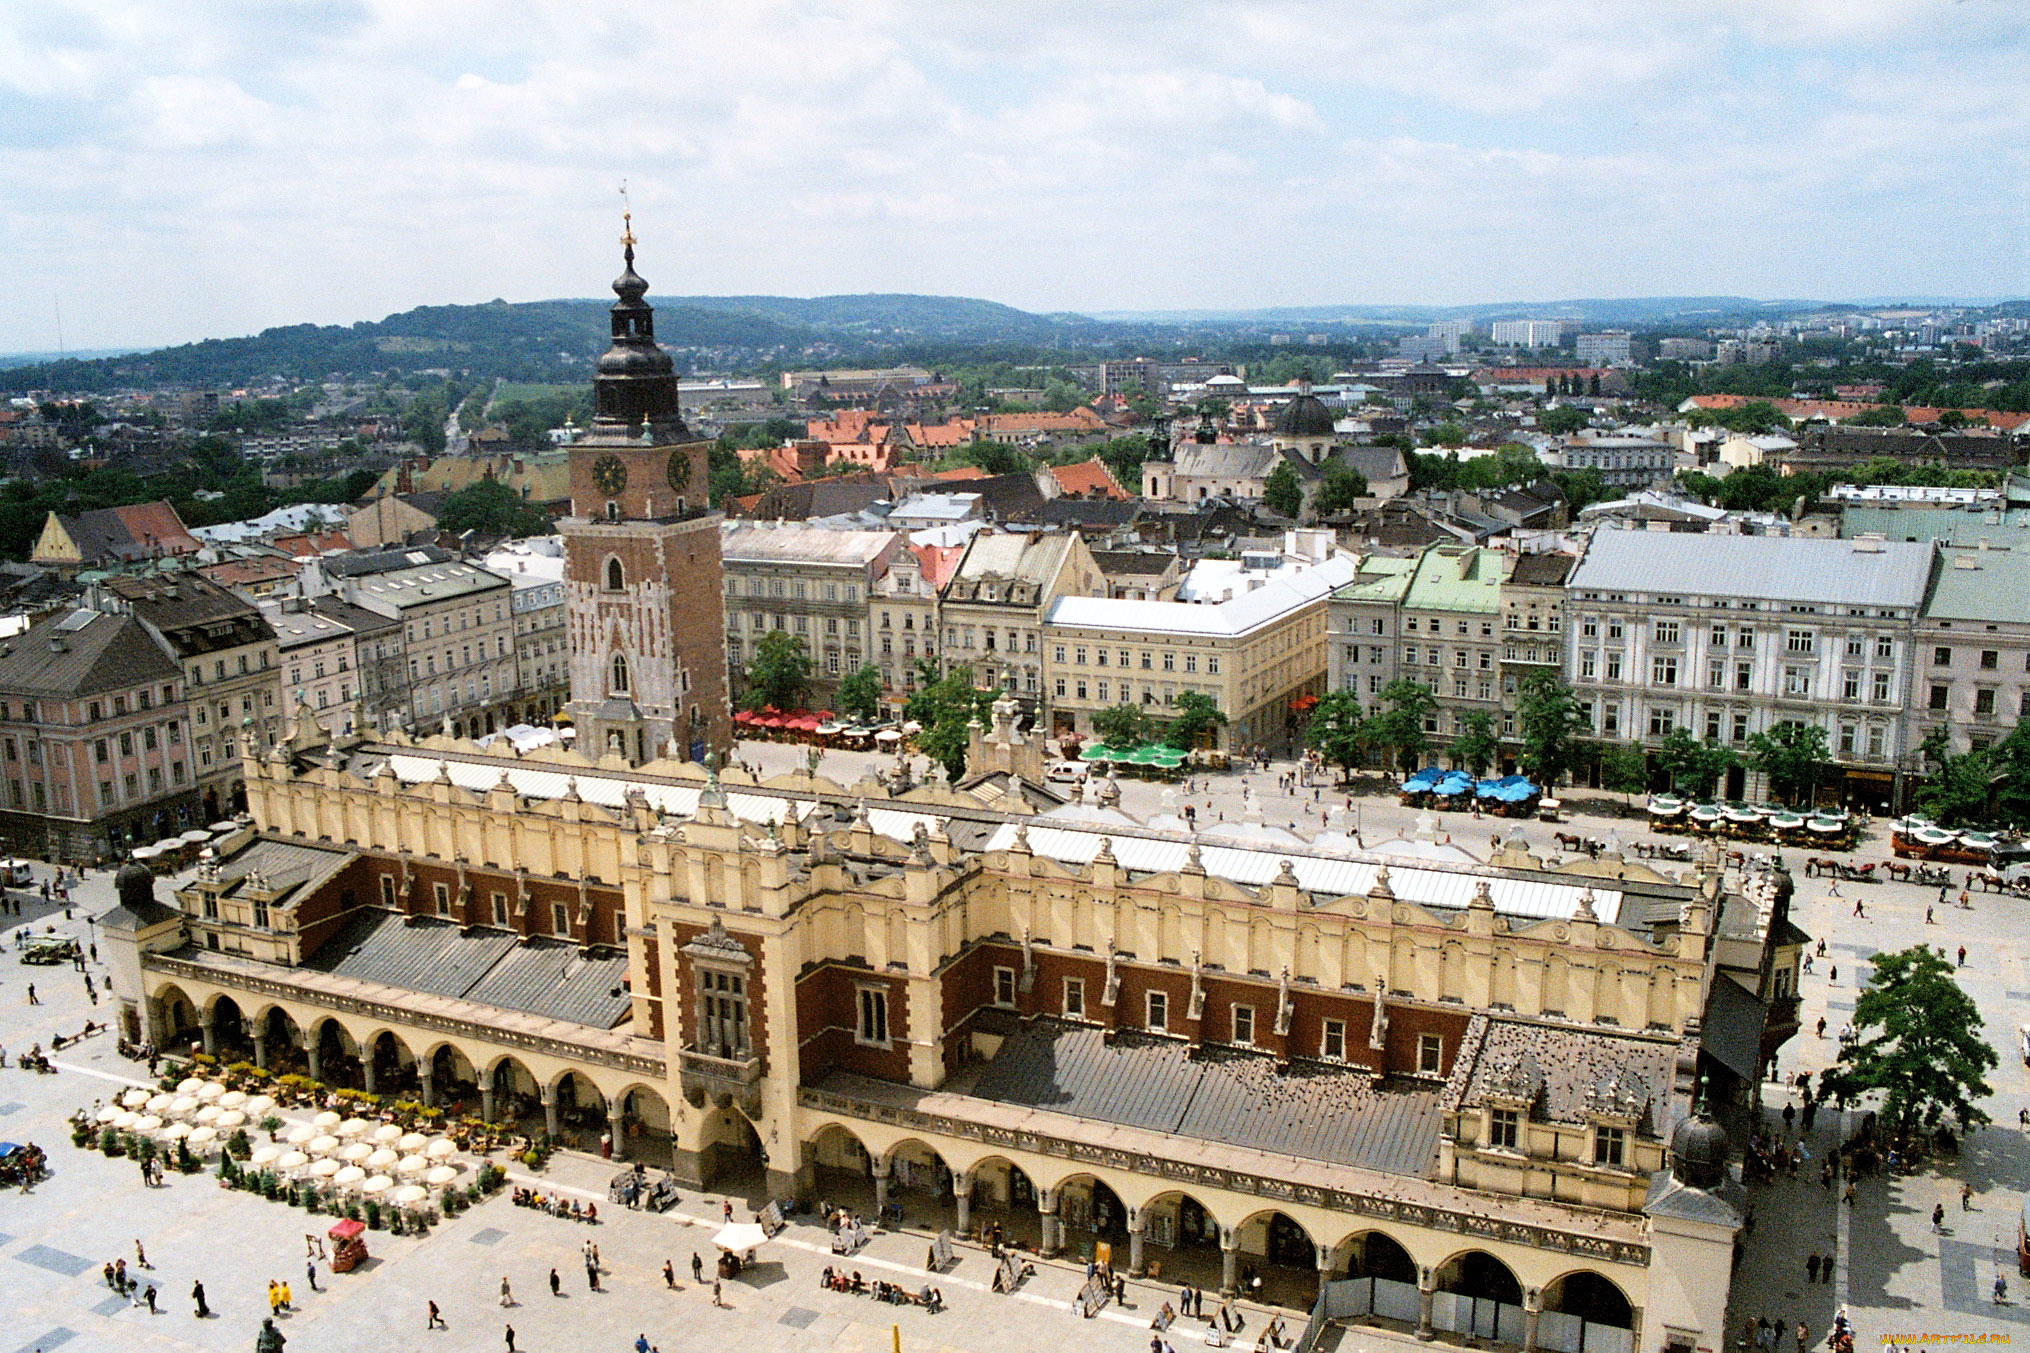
[2,859,32,887]
[1045,761,1088,785]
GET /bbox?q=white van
[2,859,33,887]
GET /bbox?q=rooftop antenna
[53,296,65,360]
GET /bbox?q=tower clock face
[666,448,693,494]
[592,454,629,497]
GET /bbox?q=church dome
[114,858,157,911]
[1669,1108,1730,1189]
[1274,390,1337,438]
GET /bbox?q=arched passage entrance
[1540,1272,1636,1353]
[313,1018,362,1087]
[487,1055,541,1133]
[807,1122,875,1212]
[1056,1172,1131,1266]
[697,1105,765,1198]
[1236,1209,1322,1310]
[429,1044,480,1115]
[959,1155,1037,1248]
[259,1007,305,1075]
[1433,1250,1527,1346]
[548,1071,604,1150]
[881,1139,954,1230]
[616,1084,673,1168]
[1139,1189,1225,1290]
[154,984,201,1051]
[366,1032,418,1097]
[1333,1230,1424,1328]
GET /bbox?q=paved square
[468,1228,508,1247]
[10,1329,75,1353]
[15,1247,94,1278]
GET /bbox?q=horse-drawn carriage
[0,1142,47,1186]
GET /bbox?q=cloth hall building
[101,236,1790,1353]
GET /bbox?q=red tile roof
[1683,393,2030,431]
[1046,456,1127,501]
[911,543,966,590]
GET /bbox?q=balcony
[679,1045,764,1115]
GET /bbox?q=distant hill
[0,293,1129,395]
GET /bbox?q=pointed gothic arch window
[605,557,625,591]
[610,653,630,695]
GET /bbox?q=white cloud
[0,0,2024,349]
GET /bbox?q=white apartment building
[1564,532,1933,808]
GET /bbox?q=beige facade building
[107,721,1784,1353]
[485,541,570,728]
[941,530,1103,715]
[337,559,518,740]
[869,544,947,699]
[720,525,899,706]
[1045,557,1355,749]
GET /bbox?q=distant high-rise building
[1488,320,1570,348]
[1574,331,1634,366]
[1426,319,1474,353]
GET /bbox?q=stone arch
[544,1069,605,1150]
[311,1015,363,1087]
[423,1041,481,1115]
[152,982,202,1048]
[1052,1169,1136,1244]
[954,1152,1039,1218]
[1541,1268,1636,1335]
[604,555,625,592]
[1232,1207,1325,1308]
[363,1029,419,1097]
[254,1004,306,1073]
[484,1053,541,1129]
[1433,1248,1528,1347]
[1332,1227,1419,1283]
[614,1081,674,1168]
[1136,1186,1229,1280]
[693,1103,766,1195]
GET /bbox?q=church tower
[559,214,731,765]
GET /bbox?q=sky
[2,0,2027,352]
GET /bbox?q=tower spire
[589,184,683,434]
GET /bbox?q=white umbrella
[339,1142,374,1164]
[194,1105,223,1126]
[392,1183,429,1205]
[336,1118,370,1139]
[146,1093,174,1114]
[215,1110,246,1130]
[96,1104,121,1124]
[112,1111,140,1130]
[285,1125,317,1147]
[333,1165,366,1187]
[163,1122,192,1141]
[187,1126,218,1149]
[371,1124,403,1144]
[424,1164,462,1186]
[313,1111,342,1130]
[218,1090,248,1110]
[121,1089,151,1108]
[250,1145,283,1166]
[361,1175,394,1195]
[168,1096,199,1118]
[135,1115,164,1134]
[365,1148,399,1172]
[196,1082,225,1102]
[243,1095,276,1116]
[276,1151,310,1172]
[177,1077,204,1094]
[424,1138,457,1160]
[712,1222,769,1253]
[397,1155,429,1176]
[307,1135,341,1156]
[309,1158,341,1179]
[397,1132,429,1154]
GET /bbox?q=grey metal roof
[969,1020,1443,1178]
[216,837,357,907]
[1700,972,1766,1083]
[1570,530,1934,609]
[0,609,179,698]
[1456,1018,1677,1135]
[462,936,631,1028]
[304,911,518,1003]
[302,910,631,1030]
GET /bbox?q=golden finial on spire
[619,180,635,250]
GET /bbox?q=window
[1605,654,1622,682]
[1648,705,1675,737]
[1231,1005,1255,1046]
[1845,636,1865,658]
[1982,650,2000,670]
[1736,661,1752,692]
[552,901,570,934]
[1710,627,1726,648]
[1594,1125,1627,1167]
[1580,653,1596,680]
[1063,976,1085,1019]
[701,969,750,1059]
[1650,656,1677,686]
[1783,666,1811,698]
[1581,617,1598,639]
[1733,712,1749,743]
[993,966,1016,1007]
[610,653,629,694]
[1786,630,1815,654]
[1737,629,1755,651]
[1842,671,1860,701]
[1930,684,1949,711]
[1146,990,1169,1032]
[1839,724,1856,757]
[94,739,108,764]
[1976,688,1997,716]
[491,891,508,926]
[1606,620,1623,640]
[1877,636,1894,659]
[1417,1033,1443,1075]
[1653,621,1679,644]
[432,883,450,916]
[1934,646,1953,666]
[1321,1019,1345,1060]
[1489,1108,1520,1150]
[856,986,890,1046]
[1872,671,1891,703]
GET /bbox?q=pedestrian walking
[1932,1203,1945,1233]
[192,1280,210,1318]
[1830,965,1838,984]
[145,1285,158,1314]
[586,1261,599,1293]
[428,1299,447,1329]
[280,1280,292,1310]
[1806,1254,1820,1284]
[135,1240,149,1268]
[1815,1016,1826,1038]
[662,1260,675,1289]
[1927,906,1936,925]
[1852,899,1864,918]
[505,1326,517,1353]
[691,1252,703,1283]
[1844,1180,1857,1207]
[307,1261,319,1293]
[1963,1182,1975,1210]
[25,983,36,1004]
[712,1277,724,1308]
[1828,881,1842,898]
[722,1200,733,1224]
[1797,1322,1809,1353]
[501,1276,514,1306]
[1958,945,1968,967]
[548,1268,560,1298]
[115,1258,128,1291]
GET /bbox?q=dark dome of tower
[1669,1109,1730,1189]
[1274,392,1337,438]
[114,858,157,911]
[590,220,684,433]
